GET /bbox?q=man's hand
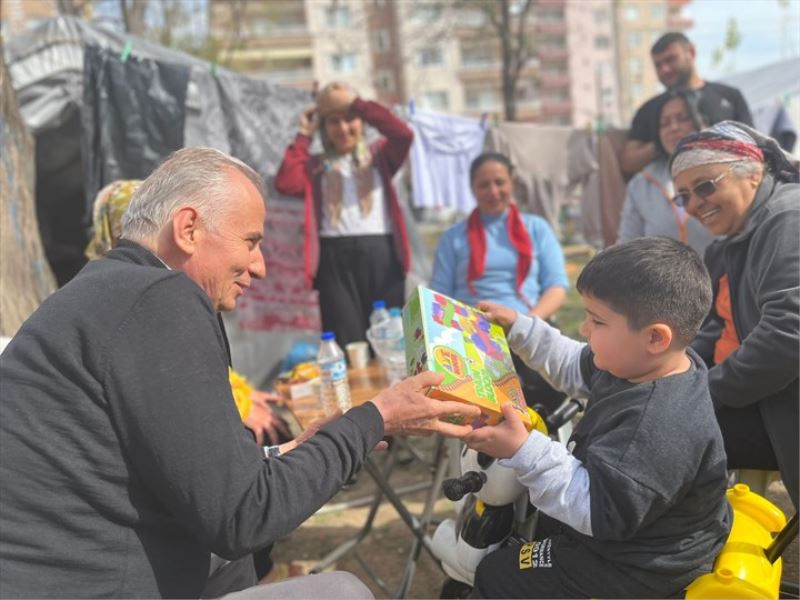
[244,391,291,446]
[477,301,518,334]
[299,106,318,137]
[464,403,529,459]
[370,371,481,438]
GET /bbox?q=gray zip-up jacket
[692,174,799,507]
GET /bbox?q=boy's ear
[645,323,674,355]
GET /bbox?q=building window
[628,57,643,77]
[627,33,640,47]
[374,29,390,52]
[325,5,352,28]
[373,0,387,6]
[594,35,610,49]
[376,70,395,92]
[631,83,644,101]
[593,8,608,23]
[650,5,665,20]
[418,46,444,67]
[330,53,357,73]
[460,42,493,67]
[465,88,499,111]
[412,3,443,22]
[624,5,639,21]
[421,91,449,111]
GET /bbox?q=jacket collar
[106,239,170,269]
[728,173,778,243]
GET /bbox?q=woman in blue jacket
[430,152,569,410]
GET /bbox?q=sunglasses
[672,166,732,208]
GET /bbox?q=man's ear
[172,206,202,255]
[646,323,674,355]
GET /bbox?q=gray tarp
[5,16,433,386]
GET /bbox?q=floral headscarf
[85,180,143,260]
[670,121,799,183]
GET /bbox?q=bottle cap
[372,300,386,309]
[320,331,335,341]
[389,307,401,316]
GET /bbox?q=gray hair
[120,147,265,242]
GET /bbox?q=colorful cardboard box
[402,286,530,429]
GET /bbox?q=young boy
[466,237,731,599]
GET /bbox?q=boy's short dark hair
[576,237,712,347]
[651,32,691,55]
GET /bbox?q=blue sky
[689,0,800,78]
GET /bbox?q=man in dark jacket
[0,147,480,598]
[620,32,752,177]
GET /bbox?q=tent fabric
[82,45,190,210]
[0,47,57,337]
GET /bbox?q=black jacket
[692,174,799,507]
[0,241,384,598]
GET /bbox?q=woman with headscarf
[275,82,413,348]
[670,121,799,509]
[618,90,717,256]
[430,152,569,411]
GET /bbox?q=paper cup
[345,341,369,369]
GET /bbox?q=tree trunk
[499,0,517,121]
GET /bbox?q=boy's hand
[464,403,529,459]
[477,301,518,334]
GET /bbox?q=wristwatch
[264,445,281,459]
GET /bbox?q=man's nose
[250,248,266,279]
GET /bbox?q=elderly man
[620,32,752,177]
[0,148,479,598]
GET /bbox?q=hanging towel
[487,123,571,234]
[408,108,487,212]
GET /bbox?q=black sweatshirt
[0,241,384,598]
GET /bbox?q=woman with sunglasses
[275,82,413,348]
[618,90,716,256]
[670,121,799,510]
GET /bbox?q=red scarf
[467,203,533,300]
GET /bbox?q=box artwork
[402,286,530,428]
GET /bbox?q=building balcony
[667,15,694,29]
[668,0,692,5]
[541,99,573,115]
[538,47,568,62]
[537,0,566,5]
[262,68,314,84]
[539,73,570,89]
[535,21,567,36]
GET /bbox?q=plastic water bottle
[369,300,391,340]
[318,332,351,414]
[386,307,405,352]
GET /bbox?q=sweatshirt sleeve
[500,430,592,535]
[507,314,591,399]
[707,207,800,407]
[429,228,458,297]
[274,134,312,198]
[617,176,646,243]
[104,276,384,558]
[530,216,569,292]
[352,97,413,176]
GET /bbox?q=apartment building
[615,0,694,123]
[207,0,692,127]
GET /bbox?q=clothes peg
[408,99,415,116]
[120,40,132,64]
[480,112,488,128]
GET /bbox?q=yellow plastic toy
[685,484,786,599]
